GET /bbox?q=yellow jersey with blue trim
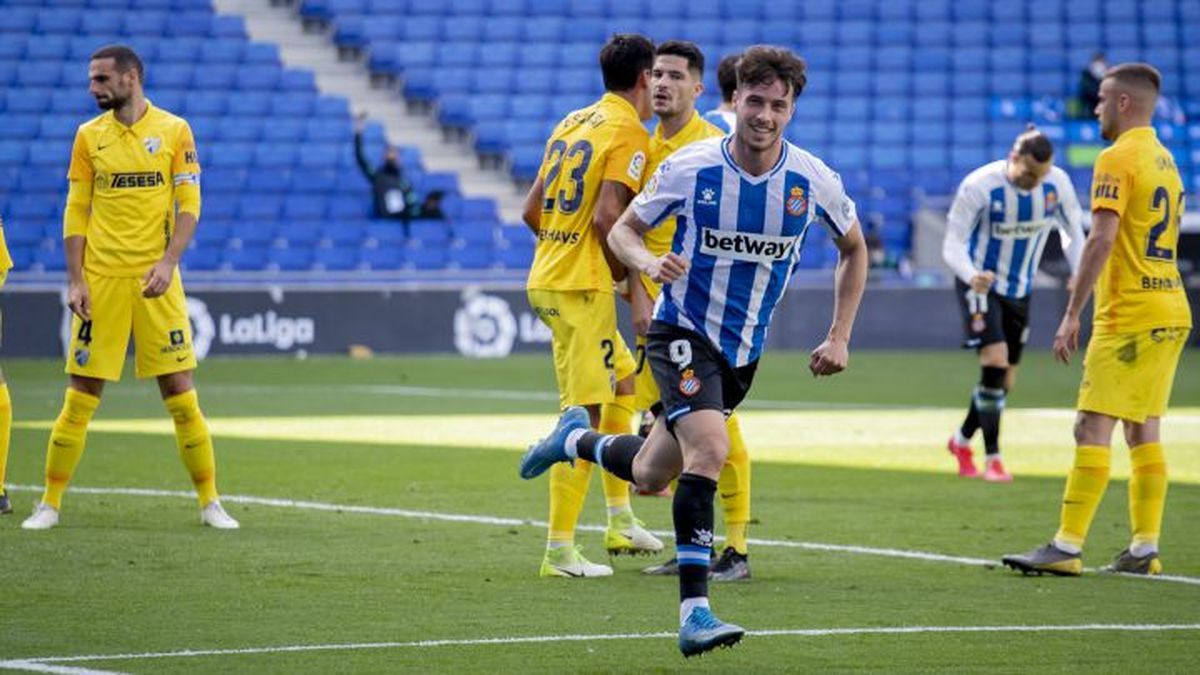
[66,101,201,278]
[641,111,724,296]
[526,92,649,293]
[1089,126,1191,334]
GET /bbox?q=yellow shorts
[633,333,659,411]
[1078,327,1189,423]
[66,268,198,381]
[527,288,636,409]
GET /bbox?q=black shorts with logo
[955,279,1031,365]
[646,321,758,430]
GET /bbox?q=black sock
[959,398,980,439]
[976,366,1007,457]
[575,431,643,483]
[673,473,717,602]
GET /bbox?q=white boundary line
[2,623,1198,674]
[9,484,1200,587]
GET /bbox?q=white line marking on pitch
[9,484,1200,587]
[2,623,1198,673]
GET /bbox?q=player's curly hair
[736,45,806,100]
[600,33,655,92]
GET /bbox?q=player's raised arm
[608,205,687,284]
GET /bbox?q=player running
[942,127,1085,481]
[1003,64,1191,576]
[520,46,868,656]
[521,34,663,577]
[22,45,238,530]
[635,41,753,582]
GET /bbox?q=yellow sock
[164,390,219,507]
[1128,442,1167,552]
[42,388,101,510]
[0,383,11,488]
[600,395,636,512]
[547,460,593,545]
[1054,444,1111,551]
[719,413,751,554]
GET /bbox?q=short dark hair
[656,40,704,77]
[716,53,740,103]
[1014,126,1054,163]
[91,44,144,82]
[736,45,807,100]
[1104,62,1162,94]
[599,33,655,92]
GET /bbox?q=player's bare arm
[810,223,868,377]
[521,177,543,234]
[593,179,637,283]
[144,211,197,298]
[609,206,688,284]
[64,235,90,321]
[1053,209,1119,363]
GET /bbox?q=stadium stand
[2,0,1197,275]
[0,0,519,275]
[297,0,1198,268]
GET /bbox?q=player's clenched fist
[644,252,688,284]
[809,337,849,377]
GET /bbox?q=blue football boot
[518,406,589,479]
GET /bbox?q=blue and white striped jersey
[942,160,1084,299]
[631,136,858,367]
[702,109,736,134]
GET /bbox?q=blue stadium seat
[229,219,278,249]
[223,246,269,271]
[271,92,315,117]
[321,220,367,246]
[34,246,67,273]
[237,65,282,90]
[449,244,493,270]
[360,244,405,270]
[194,221,232,249]
[268,247,315,272]
[228,92,272,117]
[183,246,222,272]
[313,245,361,271]
[244,43,281,65]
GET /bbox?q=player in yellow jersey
[22,45,238,531]
[522,34,662,576]
[0,216,13,514]
[630,43,754,582]
[1003,63,1192,576]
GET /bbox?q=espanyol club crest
[678,368,701,397]
[143,136,162,154]
[786,185,807,216]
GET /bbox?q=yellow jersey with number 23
[526,93,648,293]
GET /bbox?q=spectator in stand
[1078,52,1107,117]
[353,113,417,235]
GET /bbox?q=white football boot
[22,503,60,530]
[200,500,240,529]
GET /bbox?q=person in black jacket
[354,114,417,235]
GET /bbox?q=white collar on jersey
[721,135,790,183]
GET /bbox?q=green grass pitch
[0,350,1197,673]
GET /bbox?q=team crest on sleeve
[143,136,162,154]
[628,151,646,181]
[786,186,808,216]
[678,368,701,396]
